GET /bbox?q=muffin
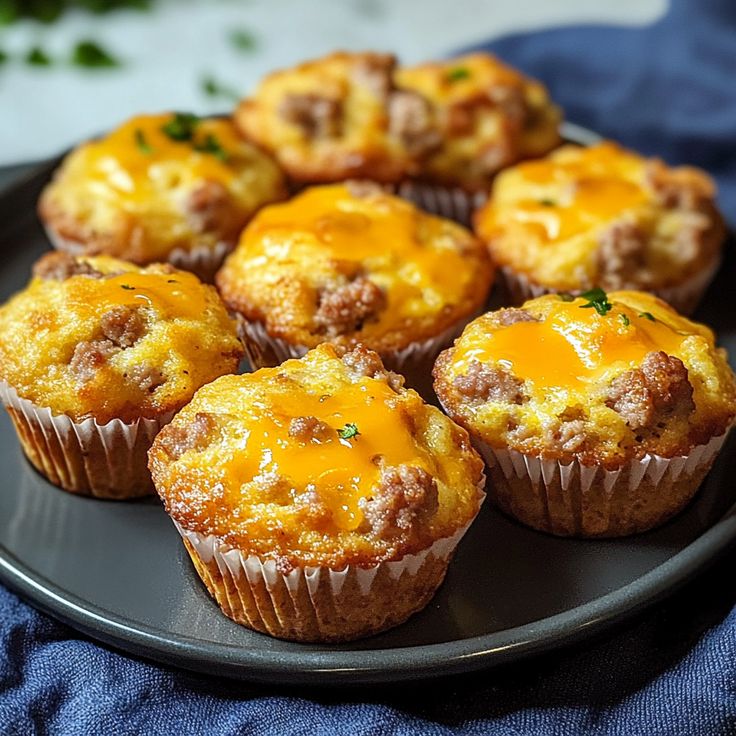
[235,50,441,185]
[149,343,485,642]
[38,113,287,281]
[394,52,561,215]
[0,252,244,499]
[433,290,736,537]
[216,181,493,383]
[474,141,725,314]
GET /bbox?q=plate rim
[1,122,735,685]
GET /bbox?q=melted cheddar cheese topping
[217,183,492,350]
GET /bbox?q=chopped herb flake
[167,279,178,283]
[194,133,229,162]
[201,74,240,102]
[447,66,470,82]
[229,28,257,52]
[639,311,656,322]
[120,284,135,290]
[26,47,52,66]
[338,423,360,441]
[135,128,152,154]
[579,287,612,316]
[559,292,575,302]
[620,313,630,327]
[539,198,556,206]
[161,112,200,142]
[72,40,119,68]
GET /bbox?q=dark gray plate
[0,129,735,686]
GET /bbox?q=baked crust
[395,53,562,190]
[433,291,736,468]
[38,113,287,264]
[474,141,726,292]
[0,253,243,423]
[215,183,494,353]
[149,343,485,569]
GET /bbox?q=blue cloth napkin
[2,2,736,733]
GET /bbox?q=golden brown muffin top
[38,113,286,263]
[0,253,243,423]
[395,52,561,190]
[475,141,724,292]
[216,182,494,352]
[149,343,484,569]
[434,290,736,467]
[235,50,441,183]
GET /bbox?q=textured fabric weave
[2,1,736,733]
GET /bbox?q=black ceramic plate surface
[0,126,735,685]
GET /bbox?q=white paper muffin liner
[0,381,171,499]
[238,312,479,394]
[172,474,485,642]
[497,255,721,315]
[45,225,232,284]
[473,431,728,537]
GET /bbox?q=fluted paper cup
[172,475,484,642]
[497,255,721,315]
[474,432,728,537]
[393,182,487,227]
[0,381,171,499]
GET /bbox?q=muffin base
[175,516,478,643]
[45,226,232,284]
[0,382,170,499]
[497,255,722,315]
[474,432,728,537]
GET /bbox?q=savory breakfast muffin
[434,290,736,537]
[0,252,243,499]
[395,52,561,192]
[235,50,441,184]
[475,141,725,314]
[216,182,494,380]
[38,113,286,281]
[149,343,485,642]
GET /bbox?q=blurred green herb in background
[229,28,257,53]
[0,0,150,24]
[0,49,7,65]
[201,74,240,102]
[72,40,119,67]
[25,47,52,66]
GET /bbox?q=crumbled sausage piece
[341,344,404,392]
[488,85,526,122]
[453,360,526,404]
[278,93,342,138]
[314,277,386,335]
[351,53,395,100]
[292,485,332,527]
[185,181,234,235]
[597,220,648,289]
[33,252,103,281]
[69,339,119,382]
[606,351,694,430]
[388,90,442,157]
[157,412,216,461]
[494,308,539,327]
[478,137,514,174]
[129,363,166,393]
[645,160,715,211]
[359,464,438,539]
[555,419,588,453]
[100,305,145,349]
[345,179,385,198]
[288,415,333,443]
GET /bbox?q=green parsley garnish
[161,112,200,142]
[229,28,257,53]
[559,292,575,302]
[579,287,612,316]
[134,129,152,154]
[619,313,630,327]
[120,284,135,290]
[201,74,240,102]
[194,133,229,162]
[338,423,360,441]
[0,49,7,65]
[447,66,470,82]
[26,47,52,66]
[539,198,556,207]
[72,40,119,68]
[639,311,656,322]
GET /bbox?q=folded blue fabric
[2,2,736,733]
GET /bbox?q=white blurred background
[0,0,665,167]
